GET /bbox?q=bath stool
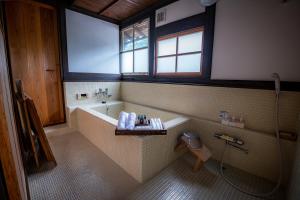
[175,137,211,172]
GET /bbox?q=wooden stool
[175,138,205,172]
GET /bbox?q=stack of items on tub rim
[117,111,164,130]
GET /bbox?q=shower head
[271,73,280,95]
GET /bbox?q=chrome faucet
[95,88,112,103]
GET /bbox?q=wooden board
[25,97,57,165]
[115,129,167,135]
[15,80,40,168]
[5,1,65,126]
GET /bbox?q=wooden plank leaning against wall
[5,1,65,126]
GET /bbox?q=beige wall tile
[64,82,121,106]
[121,82,300,134]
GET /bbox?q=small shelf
[115,129,167,136]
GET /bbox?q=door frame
[0,3,29,199]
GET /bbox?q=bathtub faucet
[95,88,112,103]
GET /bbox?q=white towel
[156,118,163,130]
[117,111,128,130]
[134,125,152,130]
[150,118,163,130]
[150,118,158,130]
[126,112,136,130]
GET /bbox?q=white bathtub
[67,101,190,182]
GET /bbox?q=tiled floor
[29,132,284,200]
[128,156,284,200]
[29,132,140,200]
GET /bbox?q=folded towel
[156,118,163,130]
[117,111,128,130]
[150,118,157,129]
[134,125,152,130]
[126,112,136,130]
[150,118,163,130]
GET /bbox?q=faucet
[95,88,112,103]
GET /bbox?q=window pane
[121,52,133,73]
[122,26,133,51]
[178,31,203,54]
[134,48,148,73]
[177,53,201,72]
[134,19,149,49]
[157,56,176,73]
[157,38,177,56]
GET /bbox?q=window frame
[120,18,150,75]
[155,27,204,77]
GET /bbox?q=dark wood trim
[98,0,120,15]
[156,72,202,77]
[69,5,120,25]
[121,78,300,92]
[156,51,202,58]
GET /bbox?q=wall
[211,0,300,81]
[155,0,205,27]
[155,0,300,81]
[64,82,121,107]
[65,9,119,74]
[121,82,300,184]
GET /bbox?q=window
[121,19,149,74]
[155,27,204,76]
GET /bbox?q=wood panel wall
[5,1,65,126]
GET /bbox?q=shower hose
[219,93,282,198]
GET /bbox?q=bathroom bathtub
[67,101,190,182]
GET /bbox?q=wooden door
[5,1,65,126]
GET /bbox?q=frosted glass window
[178,32,203,54]
[66,9,119,74]
[134,49,148,73]
[157,57,176,73]
[177,53,201,72]
[122,27,133,51]
[121,18,149,74]
[134,19,149,49]
[121,52,133,73]
[157,38,177,56]
[156,27,204,75]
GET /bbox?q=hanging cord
[219,93,282,198]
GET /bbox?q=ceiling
[73,0,161,22]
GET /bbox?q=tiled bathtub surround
[68,101,190,182]
[64,81,300,186]
[64,82,121,106]
[121,82,300,185]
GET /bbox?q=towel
[155,118,163,130]
[150,118,163,130]
[150,118,157,129]
[117,111,128,130]
[126,112,136,130]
